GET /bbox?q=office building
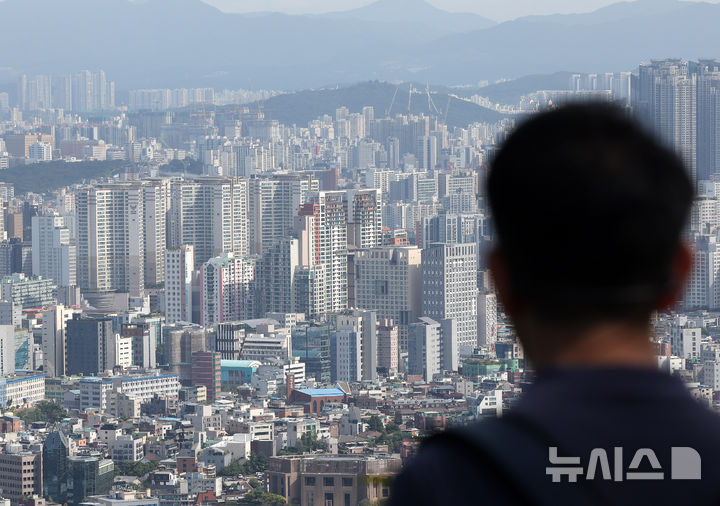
[0,451,42,502]
[354,246,422,352]
[416,136,438,170]
[332,310,377,383]
[213,321,245,360]
[670,318,702,360]
[65,315,116,375]
[68,457,114,505]
[41,305,81,378]
[408,317,457,382]
[191,351,221,401]
[0,300,21,328]
[292,324,331,383]
[421,243,477,355]
[28,141,52,162]
[43,431,71,504]
[162,323,206,382]
[0,373,45,408]
[121,322,157,370]
[4,133,54,158]
[377,319,399,376]
[267,455,400,506]
[0,273,55,309]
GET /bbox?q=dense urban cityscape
[1,2,720,503]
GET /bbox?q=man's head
[487,103,693,364]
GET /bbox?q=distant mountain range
[241,81,506,128]
[317,0,495,34]
[0,0,719,91]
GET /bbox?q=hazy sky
[202,0,720,22]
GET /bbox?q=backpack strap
[426,415,607,506]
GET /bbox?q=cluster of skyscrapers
[0,56,719,505]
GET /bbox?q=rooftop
[221,360,261,368]
[296,388,345,397]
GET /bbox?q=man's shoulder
[391,425,521,506]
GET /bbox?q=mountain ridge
[0,0,718,90]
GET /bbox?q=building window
[324,477,334,487]
[342,477,353,487]
[305,477,316,486]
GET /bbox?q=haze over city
[202,0,720,20]
[0,0,718,505]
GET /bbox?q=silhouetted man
[391,104,720,505]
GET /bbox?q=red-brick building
[289,388,347,414]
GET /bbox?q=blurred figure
[391,104,720,505]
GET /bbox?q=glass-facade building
[292,325,330,382]
[43,431,70,503]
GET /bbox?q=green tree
[367,414,384,432]
[243,489,286,505]
[115,460,159,477]
[0,160,127,194]
[372,420,411,453]
[15,400,68,424]
[219,453,270,477]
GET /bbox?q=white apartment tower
[260,238,300,315]
[142,179,169,286]
[684,231,720,310]
[169,177,249,269]
[31,215,76,287]
[296,191,348,315]
[0,326,14,377]
[345,189,382,250]
[200,252,256,326]
[75,183,144,297]
[478,291,498,347]
[164,246,194,324]
[249,174,317,255]
[636,60,697,183]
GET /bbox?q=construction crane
[407,84,413,114]
[426,83,440,117]
[443,95,452,124]
[386,85,399,117]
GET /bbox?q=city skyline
[1,0,720,500]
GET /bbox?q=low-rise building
[0,373,45,408]
[267,455,401,506]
